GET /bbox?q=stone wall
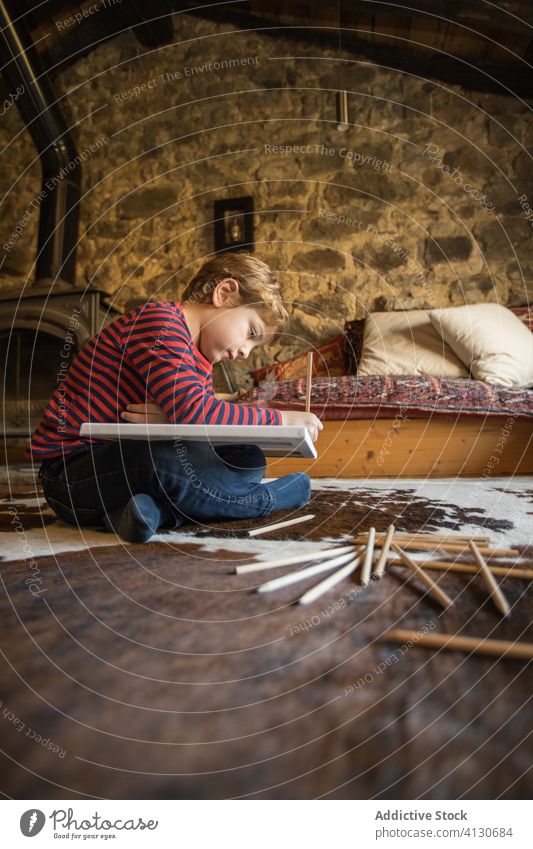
[1,13,531,385]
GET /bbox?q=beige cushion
[429,304,533,388]
[358,310,470,378]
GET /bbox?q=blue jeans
[39,440,277,530]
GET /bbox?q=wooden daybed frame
[260,306,533,478]
[7,417,530,478]
[266,416,533,478]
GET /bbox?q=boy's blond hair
[181,252,289,342]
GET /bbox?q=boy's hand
[281,410,323,442]
[120,402,170,423]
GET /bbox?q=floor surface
[1,472,531,799]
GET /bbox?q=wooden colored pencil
[239,552,531,580]
[256,548,364,594]
[298,551,364,606]
[354,532,490,544]
[360,526,376,587]
[469,540,511,617]
[358,531,491,540]
[358,540,518,556]
[248,513,314,537]
[305,351,313,413]
[236,544,356,575]
[383,629,533,661]
[388,559,533,580]
[373,524,395,579]
[391,544,454,609]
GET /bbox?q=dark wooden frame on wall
[214,196,254,253]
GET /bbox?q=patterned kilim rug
[1,472,532,800]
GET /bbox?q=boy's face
[195,277,277,364]
[200,304,275,364]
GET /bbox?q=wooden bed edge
[266,416,533,478]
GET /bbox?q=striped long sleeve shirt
[27,300,282,460]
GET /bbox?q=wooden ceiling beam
[181,1,533,96]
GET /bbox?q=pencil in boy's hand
[305,352,313,413]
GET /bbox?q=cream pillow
[357,310,470,378]
[429,304,533,388]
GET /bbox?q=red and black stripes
[28,301,281,459]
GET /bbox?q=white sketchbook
[79,423,317,459]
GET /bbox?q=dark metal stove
[1,285,119,438]
[0,2,121,448]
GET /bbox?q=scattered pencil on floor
[248,513,315,537]
[360,526,376,587]
[355,537,517,556]
[298,549,365,606]
[382,629,533,661]
[257,548,364,594]
[236,544,356,575]
[388,558,533,580]
[373,524,395,579]
[391,543,454,610]
[242,525,522,623]
[356,528,490,545]
[469,540,511,617]
[305,351,313,413]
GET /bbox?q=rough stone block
[443,146,490,179]
[424,236,472,264]
[292,247,346,272]
[324,170,405,205]
[513,150,533,180]
[487,181,526,215]
[506,262,533,304]
[91,219,136,239]
[475,219,533,261]
[449,274,495,300]
[301,215,363,242]
[364,242,409,271]
[487,120,514,147]
[116,188,177,219]
[0,247,30,276]
[372,295,434,312]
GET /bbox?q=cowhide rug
[1,476,532,563]
[1,471,532,800]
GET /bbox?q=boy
[29,253,322,542]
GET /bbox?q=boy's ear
[211,277,241,308]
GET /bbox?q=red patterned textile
[510,305,533,332]
[244,304,533,420]
[241,374,533,420]
[250,334,345,385]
